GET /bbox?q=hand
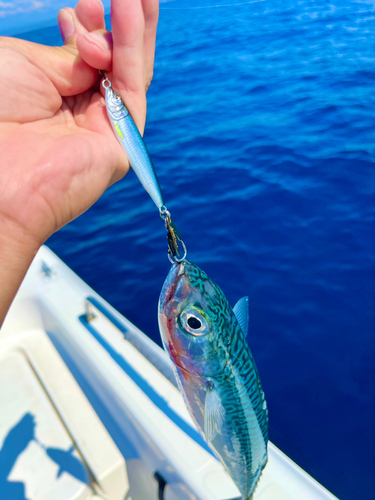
[0,0,158,244]
[0,0,158,324]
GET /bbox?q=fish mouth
[166,263,185,304]
[159,262,187,312]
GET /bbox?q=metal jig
[100,71,187,264]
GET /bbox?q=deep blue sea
[9,1,375,498]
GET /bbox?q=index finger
[110,0,146,132]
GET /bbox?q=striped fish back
[174,261,268,498]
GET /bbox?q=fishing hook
[160,206,187,264]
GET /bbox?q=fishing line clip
[160,206,187,264]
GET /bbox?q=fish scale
[159,260,268,499]
[213,361,265,496]
[214,315,268,447]
[231,327,269,443]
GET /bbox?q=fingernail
[58,10,74,41]
[82,32,111,52]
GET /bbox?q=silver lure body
[105,85,164,210]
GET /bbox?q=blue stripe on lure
[103,78,164,211]
[158,260,268,500]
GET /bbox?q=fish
[104,82,164,211]
[158,260,268,500]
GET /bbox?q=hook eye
[102,78,111,89]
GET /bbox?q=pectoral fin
[204,383,225,442]
[233,296,249,337]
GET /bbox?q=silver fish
[158,260,268,499]
[104,82,164,210]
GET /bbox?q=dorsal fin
[233,296,249,337]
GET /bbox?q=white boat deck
[0,246,339,500]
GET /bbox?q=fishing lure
[159,260,269,499]
[102,75,186,263]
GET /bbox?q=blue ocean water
[9,1,375,498]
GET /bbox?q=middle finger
[110,0,146,132]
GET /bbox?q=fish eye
[188,316,201,329]
[180,307,209,336]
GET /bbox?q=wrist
[0,216,42,326]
